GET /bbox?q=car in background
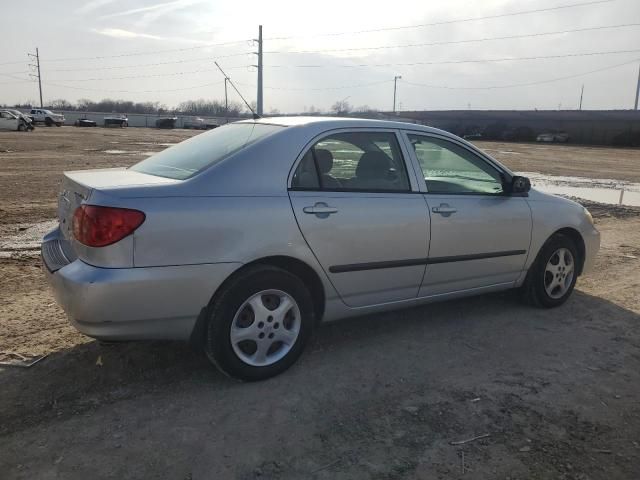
[104,115,128,128]
[29,109,65,127]
[183,117,208,130]
[156,117,177,129]
[75,118,98,127]
[5,109,35,130]
[42,117,600,381]
[537,131,569,143]
[0,110,32,131]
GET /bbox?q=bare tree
[331,99,352,116]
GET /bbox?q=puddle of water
[0,220,58,258]
[522,172,640,207]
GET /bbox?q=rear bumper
[43,241,241,341]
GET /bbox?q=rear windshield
[130,123,284,180]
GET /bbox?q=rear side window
[131,123,284,180]
[291,131,410,192]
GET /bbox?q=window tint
[131,123,283,180]
[292,131,410,192]
[408,134,504,195]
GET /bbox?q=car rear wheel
[521,234,579,308]
[204,265,315,381]
[45,117,53,127]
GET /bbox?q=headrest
[314,149,333,174]
[356,151,390,178]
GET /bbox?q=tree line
[3,98,378,117]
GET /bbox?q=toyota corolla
[42,117,600,380]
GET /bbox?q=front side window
[408,134,504,195]
[291,131,410,192]
[131,123,284,180]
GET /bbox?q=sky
[1,0,640,112]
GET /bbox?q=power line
[42,80,224,94]
[265,23,640,55]
[236,79,394,91]
[45,53,251,73]
[263,48,640,69]
[49,67,250,82]
[265,0,616,40]
[0,39,251,67]
[400,57,640,90]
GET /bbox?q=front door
[404,133,532,296]
[289,130,430,307]
[0,112,18,130]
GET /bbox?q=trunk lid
[58,168,178,240]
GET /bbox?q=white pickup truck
[29,109,65,127]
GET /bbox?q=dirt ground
[1,127,639,479]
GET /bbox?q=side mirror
[510,175,531,194]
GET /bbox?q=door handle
[303,202,338,216]
[432,204,457,216]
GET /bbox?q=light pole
[393,75,402,114]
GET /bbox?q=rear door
[288,129,430,307]
[403,132,532,296]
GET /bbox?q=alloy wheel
[544,247,575,299]
[229,289,301,367]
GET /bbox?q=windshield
[130,123,284,180]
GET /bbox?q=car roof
[237,115,450,135]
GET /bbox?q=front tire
[204,265,315,381]
[521,234,579,308]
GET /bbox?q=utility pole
[579,84,584,110]
[224,78,228,123]
[393,75,402,114]
[635,63,640,110]
[28,48,43,108]
[254,25,263,116]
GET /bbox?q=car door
[288,129,430,307]
[403,132,532,297]
[0,112,17,130]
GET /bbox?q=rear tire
[521,234,579,308]
[45,117,53,127]
[204,265,315,381]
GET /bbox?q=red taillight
[72,205,145,247]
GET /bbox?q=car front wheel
[204,265,315,381]
[521,234,579,308]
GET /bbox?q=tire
[521,234,579,308]
[204,265,315,381]
[17,124,24,132]
[56,122,62,127]
[45,117,53,127]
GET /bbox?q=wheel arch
[189,255,326,349]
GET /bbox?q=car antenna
[214,61,261,120]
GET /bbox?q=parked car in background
[104,115,128,128]
[463,132,482,140]
[5,109,35,130]
[75,118,97,127]
[537,131,569,143]
[183,117,207,130]
[42,117,600,381]
[156,117,177,129]
[29,108,65,126]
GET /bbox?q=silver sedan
[42,117,600,380]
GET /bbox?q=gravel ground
[0,127,639,479]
